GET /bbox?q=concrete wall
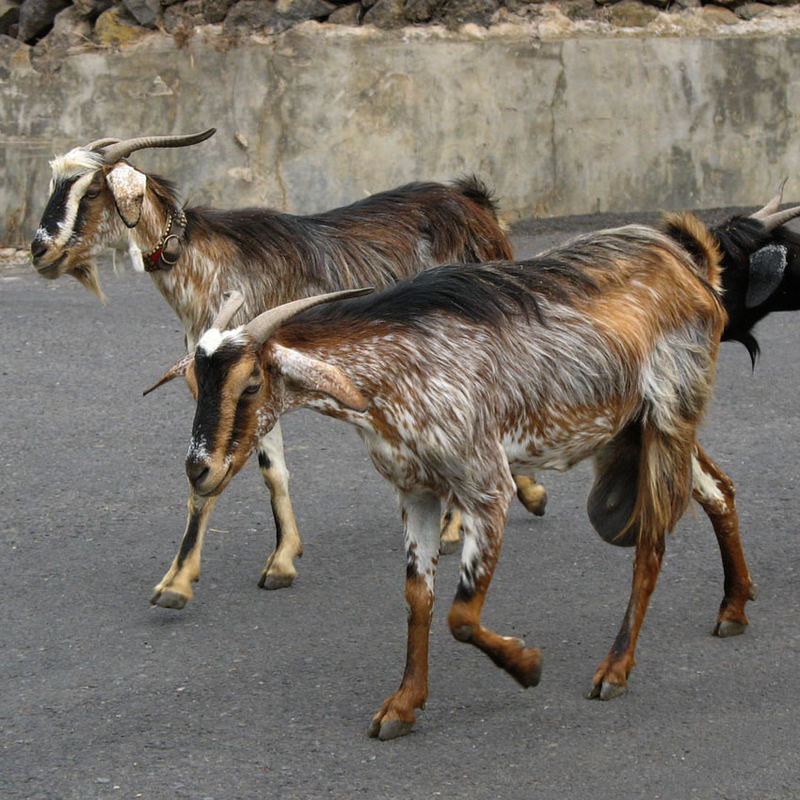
[2,22,800,246]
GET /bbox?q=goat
[148,194,799,739]
[29,129,546,597]
[714,180,800,363]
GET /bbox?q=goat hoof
[151,589,188,609]
[439,538,460,555]
[515,483,548,516]
[368,718,414,741]
[516,649,543,688]
[749,583,759,601]
[714,619,748,638]
[259,571,295,590]
[588,680,626,701]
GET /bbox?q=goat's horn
[751,178,789,221]
[758,204,800,232]
[85,137,120,151]
[245,288,375,345]
[143,352,194,396]
[211,290,245,331]
[97,128,217,165]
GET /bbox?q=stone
[162,0,202,33]
[608,0,659,25]
[404,0,439,21]
[201,0,237,23]
[17,0,70,42]
[121,0,160,27]
[0,2,19,36]
[93,5,151,45]
[327,1,359,22]
[29,4,92,69]
[432,0,499,27]
[361,0,405,26]
[268,0,336,30]
[736,1,773,17]
[699,3,739,23]
[560,0,601,20]
[223,0,275,32]
[50,4,92,41]
[72,0,114,18]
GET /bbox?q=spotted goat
[29,128,546,598]
[148,194,800,738]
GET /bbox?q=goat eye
[85,188,101,199]
[243,384,261,396]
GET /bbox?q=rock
[269,0,336,30]
[29,5,92,70]
[121,0,160,28]
[360,0,404,26]
[699,3,739,23]
[0,1,20,36]
[736,1,772,17]
[327,1,359,22]
[72,0,114,18]
[223,0,276,32]
[163,0,202,33]
[201,0,237,23]
[403,0,440,21]
[433,0,499,27]
[94,5,151,45]
[560,0,601,20]
[50,4,92,42]
[17,0,70,42]
[608,0,659,24]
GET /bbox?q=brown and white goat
[29,129,545,594]
[148,197,799,739]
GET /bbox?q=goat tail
[661,211,725,294]
[630,421,695,547]
[452,175,504,223]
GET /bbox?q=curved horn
[211,290,245,331]
[245,287,375,345]
[751,178,788,221]
[85,137,120,152]
[758,204,800,232]
[97,128,217,165]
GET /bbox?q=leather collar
[143,209,188,272]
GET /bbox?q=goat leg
[151,493,218,609]
[589,533,665,700]
[256,424,303,590]
[692,444,757,636]
[369,491,441,740]
[446,485,542,689]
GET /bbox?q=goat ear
[746,244,787,308]
[106,163,146,228]
[143,352,195,396]
[270,344,368,411]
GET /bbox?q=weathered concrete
[2,18,800,246]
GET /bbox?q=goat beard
[69,261,107,305]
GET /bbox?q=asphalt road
[2,213,799,800]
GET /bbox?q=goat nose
[186,459,210,487]
[31,239,48,262]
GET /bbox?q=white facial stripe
[52,171,97,249]
[196,326,247,356]
[49,148,104,181]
